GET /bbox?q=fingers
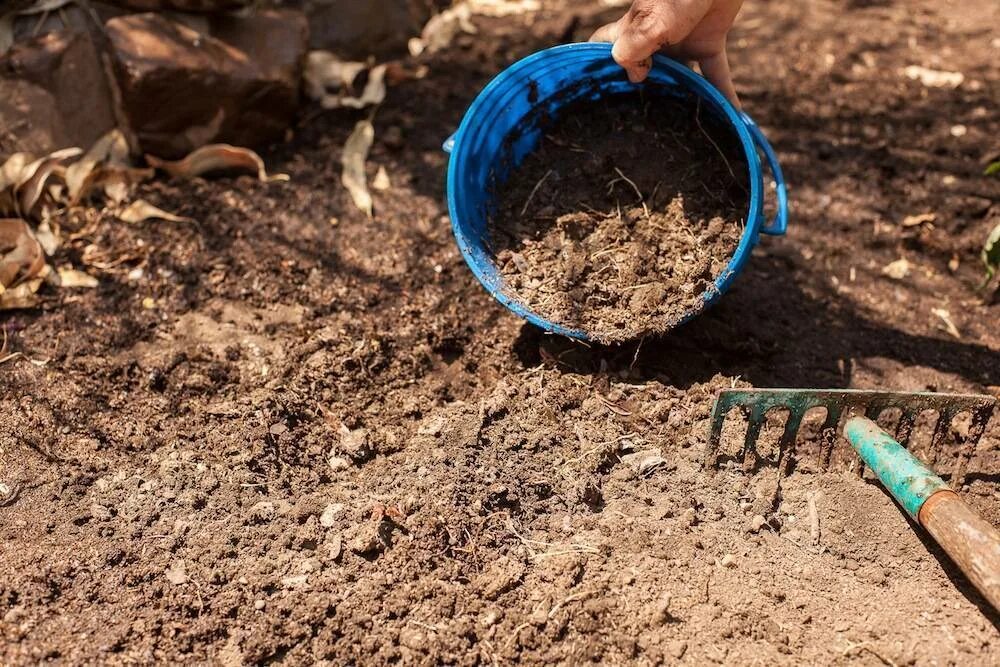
[698,49,740,107]
[588,21,620,44]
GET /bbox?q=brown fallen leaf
[73,165,155,204]
[0,218,46,288]
[15,148,83,214]
[0,279,43,310]
[118,200,194,225]
[66,129,131,202]
[342,121,374,217]
[146,144,288,182]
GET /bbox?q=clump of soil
[489,92,749,343]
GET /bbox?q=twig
[694,99,745,193]
[808,492,821,546]
[520,169,553,216]
[612,167,648,218]
[547,589,594,619]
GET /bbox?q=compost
[490,93,748,342]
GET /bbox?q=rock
[281,574,309,589]
[0,31,117,157]
[105,12,306,159]
[749,514,767,533]
[102,0,251,11]
[667,640,687,659]
[306,0,430,60]
[210,9,309,87]
[253,599,265,610]
[338,425,373,462]
[319,502,345,527]
[719,554,737,569]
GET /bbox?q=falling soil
[2,0,1000,664]
[490,93,748,342]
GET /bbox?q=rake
[705,388,999,611]
[704,388,996,483]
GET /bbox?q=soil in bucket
[488,91,750,343]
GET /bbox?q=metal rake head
[704,388,997,481]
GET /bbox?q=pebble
[749,514,767,533]
[253,599,266,610]
[719,554,737,569]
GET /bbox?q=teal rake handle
[843,416,949,519]
[844,416,1000,610]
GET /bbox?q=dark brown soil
[2,1,1000,665]
[490,93,747,343]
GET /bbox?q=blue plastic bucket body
[445,42,788,341]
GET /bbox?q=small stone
[328,534,343,561]
[481,610,500,627]
[719,554,737,569]
[281,574,309,589]
[749,515,767,533]
[253,599,266,610]
[238,576,249,585]
[338,425,373,462]
[165,560,188,585]
[319,503,346,527]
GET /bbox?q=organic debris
[146,145,288,182]
[372,166,391,191]
[881,258,911,280]
[0,217,44,283]
[118,200,194,225]
[409,3,477,56]
[56,267,98,289]
[305,53,387,110]
[341,120,375,217]
[903,65,964,88]
[901,212,935,228]
[983,223,1000,283]
[931,308,961,339]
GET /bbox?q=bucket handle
[740,111,788,236]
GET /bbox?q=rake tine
[705,402,729,467]
[895,410,916,448]
[818,404,842,471]
[927,408,956,468]
[952,406,993,486]
[742,409,765,473]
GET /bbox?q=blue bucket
[444,43,788,342]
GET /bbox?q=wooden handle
[919,490,1000,611]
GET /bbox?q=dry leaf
[304,52,386,109]
[0,278,43,310]
[0,153,33,193]
[15,148,82,214]
[342,120,374,217]
[34,219,59,255]
[417,4,477,55]
[901,212,935,228]
[881,258,911,280]
[118,200,194,224]
[57,267,98,288]
[903,65,963,89]
[66,129,130,202]
[931,308,961,339]
[0,218,46,288]
[0,15,14,57]
[146,144,287,182]
[372,166,391,191]
[73,165,154,204]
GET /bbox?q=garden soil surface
[2,0,1000,664]
[490,93,747,342]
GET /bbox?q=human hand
[590,0,743,106]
